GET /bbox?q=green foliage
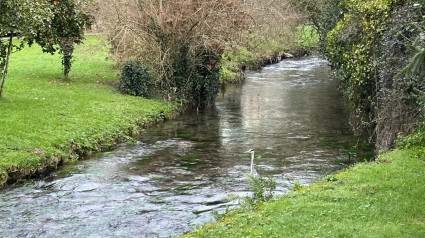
[325,0,425,150]
[326,0,404,136]
[397,125,425,156]
[375,2,425,150]
[219,46,254,83]
[191,50,221,108]
[34,0,95,78]
[227,47,256,69]
[292,180,305,191]
[0,0,52,37]
[219,33,296,84]
[395,41,425,80]
[0,0,53,97]
[295,25,320,49]
[290,0,342,53]
[132,17,222,108]
[168,38,221,108]
[119,60,156,98]
[0,0,95,97]
[241,174,276,210]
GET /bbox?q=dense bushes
[99,0,306,107]
[118,61,155,98]
[325,0,425,150]
[290,0,343,53]
[376,3,425,150]
[326,0,401,137]
[101,0,248,109]
[191,51,221,108]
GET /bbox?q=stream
[1,56,356,237]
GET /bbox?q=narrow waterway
[1,56,356,237]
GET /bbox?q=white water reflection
[0,56,356,238]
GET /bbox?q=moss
[176,130,191,139]
[180,156,202,170]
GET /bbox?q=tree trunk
[60,37,74,79]
[0,35,13,98]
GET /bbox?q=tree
[34,0,95,78]
[101,0,249,108]
[0,0,53,98]
[375,2,425,150]
[290,0,342,53]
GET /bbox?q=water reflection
[0,56,355,237]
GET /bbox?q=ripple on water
[0,56,363,237]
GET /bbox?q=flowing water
[1,56,357,237]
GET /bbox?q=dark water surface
[1,57,355,237]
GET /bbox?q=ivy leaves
[326,0,425,150]
[326,0,403,136]
[0,0,52,37]
[0,0,95,97]
[34,0,95,78]
[0,0,53,97]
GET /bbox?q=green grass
[0,35,176,187]
[295,25,320,49]
[220,26,319,83]
[220,31,294,83]
[183,149,425,237]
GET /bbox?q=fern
[240,174,276,210]
[395,39,425,79]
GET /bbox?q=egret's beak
[244,150,251,154]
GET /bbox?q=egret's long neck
[250,152,254,174]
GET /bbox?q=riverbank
[0,36,176,188]
[220,25,317,84]
[182,148,425,237]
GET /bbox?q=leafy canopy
[0,0,53,97]
[33,0,95,78]
[34,0,95,54]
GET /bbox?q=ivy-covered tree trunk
[0,35,14,98]
[32,0,94,79]
[59,37,75,78]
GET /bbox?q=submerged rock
[283,52,295,58]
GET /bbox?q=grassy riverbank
[183,149,425,237]
[0,36,175,187]
[220,26,318,83]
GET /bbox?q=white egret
[244,149,259,178]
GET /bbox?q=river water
[0,56,355,237]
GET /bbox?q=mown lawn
[183,149,425,237]
[0,36,175,187]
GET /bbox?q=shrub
[290,0,342,53]
[191,50,221,108]
[240,174,276,210]
[102,0,248,109]
[397,125,425,157]
[326,0,404,138]
[118,60,155,98]
[375,3,425,150]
